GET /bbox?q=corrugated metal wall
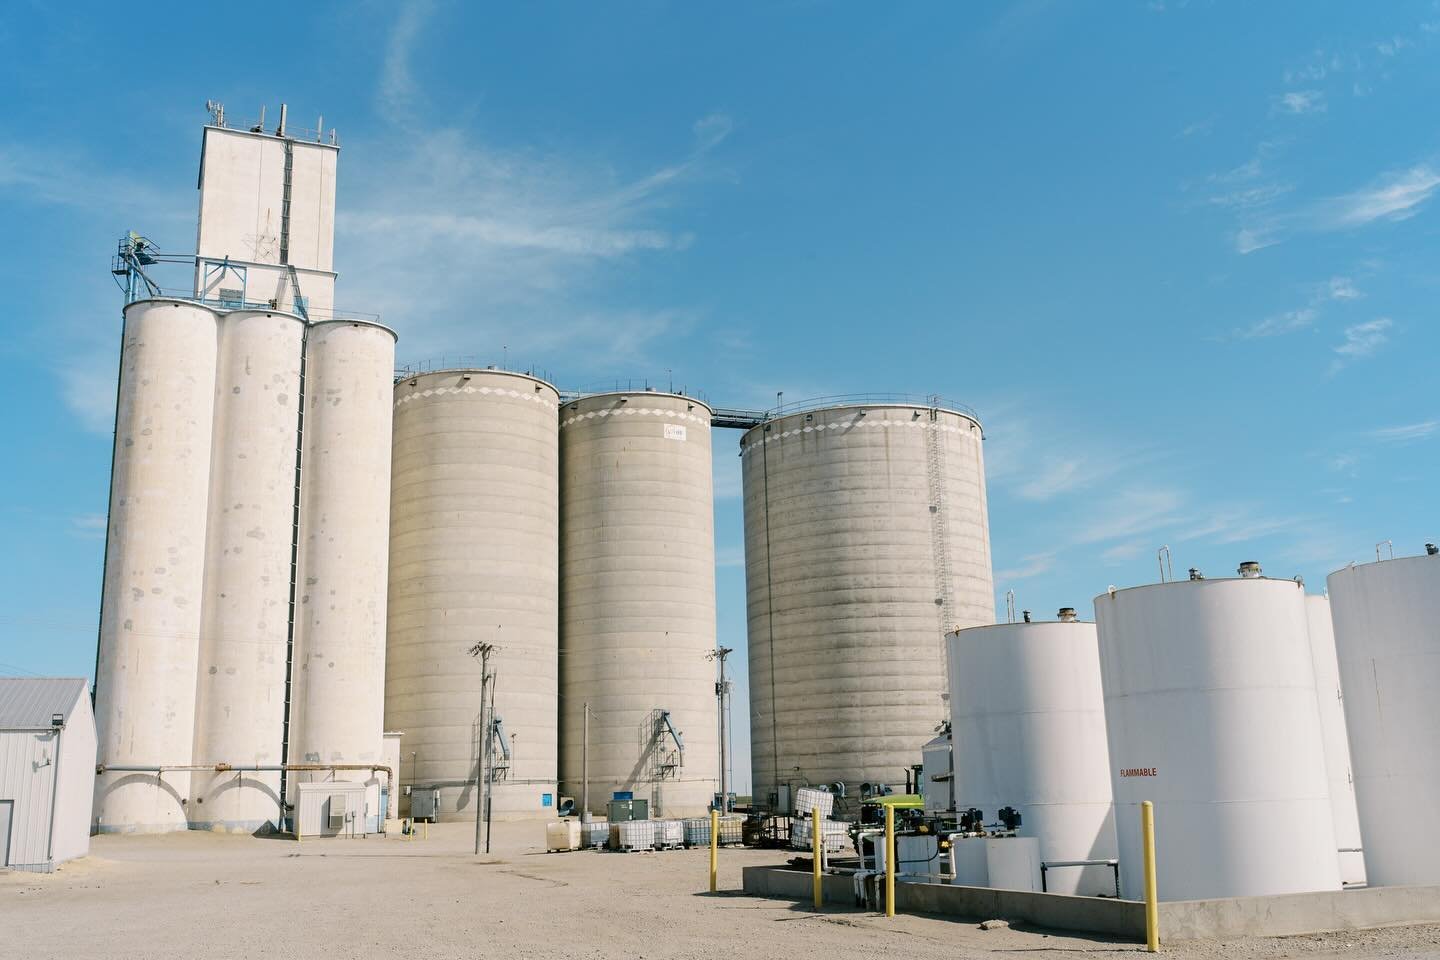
[0,690,96,871]
[0,729,61,870]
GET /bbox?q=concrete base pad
[741,865,1440,942]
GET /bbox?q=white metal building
[0,678,97,872]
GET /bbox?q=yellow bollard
[1142,800,1159,952]
[424,819,429,841]
[812,806,823,910]
[884,803,896,918]
[709,809,719,893]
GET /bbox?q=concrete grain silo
[558,391,719,818]
[288,319,397,822]
[189,309,306,832]
[93,299,220,833]
[386,369,560,820]
[742,400,992,810]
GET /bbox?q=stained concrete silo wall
[189,310,305,832]
[558,392,719,818]
[386,369,560,820]
[742,403,993,809]
[93,299,220,833]
[289,320,396,807]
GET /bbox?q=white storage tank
[1304,595,1366,885]
[189,309,306,833]
[1095,565,1341,900]
[1327,548,1440,886]
[947,610,1118,896]
[385,368,561,820]
[94,299,220,833]
[288,319,397,807]
[558,391,719,818]
[742,400,993,809]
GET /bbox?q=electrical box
[410,786,441,822]
[606,798,649,823]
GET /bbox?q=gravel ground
[4,822,1440,960]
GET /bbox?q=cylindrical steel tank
[386,369,560,820]
[289,320,397,808]
[947,617,1118,896]
[742,401,992,808]
[93,299,220,833]
[1304,594,1366,885]
[189,309,306,833]
[1095,572,1341,900]
[558,391,719,818]
[1327,552,1440,886]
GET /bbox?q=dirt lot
[4,822,1440,960]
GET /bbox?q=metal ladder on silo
[925,400,954,639]
[279,136,293,267]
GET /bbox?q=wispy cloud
[1324,275,1361,300]
[1196,141,1293,214]
[378,0,434,126]
[1237,164,1440,253]
[58,349,119,434]
[342,3,735,368]
[1176,117,1214,139]
[1273,90,1327,115]
[1328,453,1359,473]
[1369,419,1438,444]
[996,551,1057,582]
[69,513,106,540]
[1330,318,1393,371]
[1322,166,1440,228]
[1234,307,1316,340]
[1227,275,1360,342]
[1016,456,1124,502]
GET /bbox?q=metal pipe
[1040,858,1122,898]
[95,762,394,834]
[582,702,590,821]
[45,725,62,865]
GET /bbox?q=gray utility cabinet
[607,798,649,822]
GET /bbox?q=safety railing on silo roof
[561,376,712,406]
[392,358,558,387]
[767,393,982,424]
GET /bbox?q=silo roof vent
[1057,607,1077,622]
[1238,561,1262,579]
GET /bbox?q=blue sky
[3,1,1438,793]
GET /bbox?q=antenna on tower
[205,100,226,128]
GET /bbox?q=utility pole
[581,701,591,822]
[485,671,499,855]
[468,641,495,856]
[708,647,734,812]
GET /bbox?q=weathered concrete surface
[742,865,1145,939]
[1160,884,1440,941]
[744,864,1440,943]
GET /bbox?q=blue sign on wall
[541,793,553,807]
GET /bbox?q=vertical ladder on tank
[924,400,954,640]
[279,136,294,267]
[278,325,308,831]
